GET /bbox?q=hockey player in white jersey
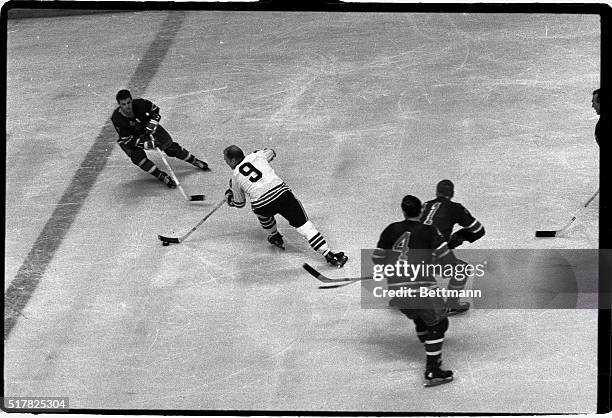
[223,145,348,268]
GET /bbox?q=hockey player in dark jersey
[593,88,607,147]
[421,180,485,248]
[373,195,457,387]
[223,145,348,267]
[420,179,485,315]
[111,89,210,189]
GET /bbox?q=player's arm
[225,178,246,208]
[372,225,394,265]
[142,99,161,135]
[448,205,485,249]
[112,115,140,148]
[431,227,459,265]
[253,148,276,162]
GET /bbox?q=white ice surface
[4,11,599,413]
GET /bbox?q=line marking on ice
[4,12,188,340]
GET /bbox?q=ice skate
[446,300,470,316]
[325,251,348,268]
[159,172,176,188]
[424,367,453,387]
[267,232,285,249]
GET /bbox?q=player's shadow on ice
[117,170,203,201]
[116,177,172,200]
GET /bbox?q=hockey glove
[134,135,154,150]
[145,119,159,135]
[145,112,161,134]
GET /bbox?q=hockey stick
[158,198,226,245]
[535,188,599,237]
[302,263,373,289]
[152,135,205,202]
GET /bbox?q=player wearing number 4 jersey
[420,179,485,315]
[373,195,459,387]
[223,145,348,267]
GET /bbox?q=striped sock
[257,215,278,235]
[425,338,443,368]
[296,221,330,256]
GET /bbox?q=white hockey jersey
[229,149,291,210]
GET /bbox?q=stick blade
[302,263,321,278]
[535,230,557,238]
[158,235,181,244]
[189,195,206,201]
[318,282,352,289]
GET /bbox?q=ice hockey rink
[3,7,602,414]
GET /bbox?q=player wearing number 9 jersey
[223,145,348,268]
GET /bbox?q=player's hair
[593,88,600,97]
[401,195,422,218]
[116,89,132,103]
[224,145,245,161]
[436,179,454,198]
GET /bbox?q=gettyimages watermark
[358,249,606,309]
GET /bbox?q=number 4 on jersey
[392,231,411,261]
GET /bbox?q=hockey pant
[118,126,197,175]
[252,191,331,255]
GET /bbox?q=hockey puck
[535,230,556,237]
[162,242,170,246]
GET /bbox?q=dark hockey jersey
[595,115,608,146]
[373,220,456,284]
[111,98,160,141]
[420,197,484,248]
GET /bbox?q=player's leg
[398,294,452,386]
[446,267,470,315]
[413,316,428,343]
[399,308,428,343]
[254,212,284,249]
[155,126,210,171]
[422,317,452,387]
[119,143,175,188]
[420,297,453,387]
[278,192,347,267]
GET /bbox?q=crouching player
[223,145,348,267]
[111,89,210,189]
[373,195,459,387]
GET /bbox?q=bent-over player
[373,195,458,387]
[111,89,210,188]
[420,179,485,315]
[223,145,348,267]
